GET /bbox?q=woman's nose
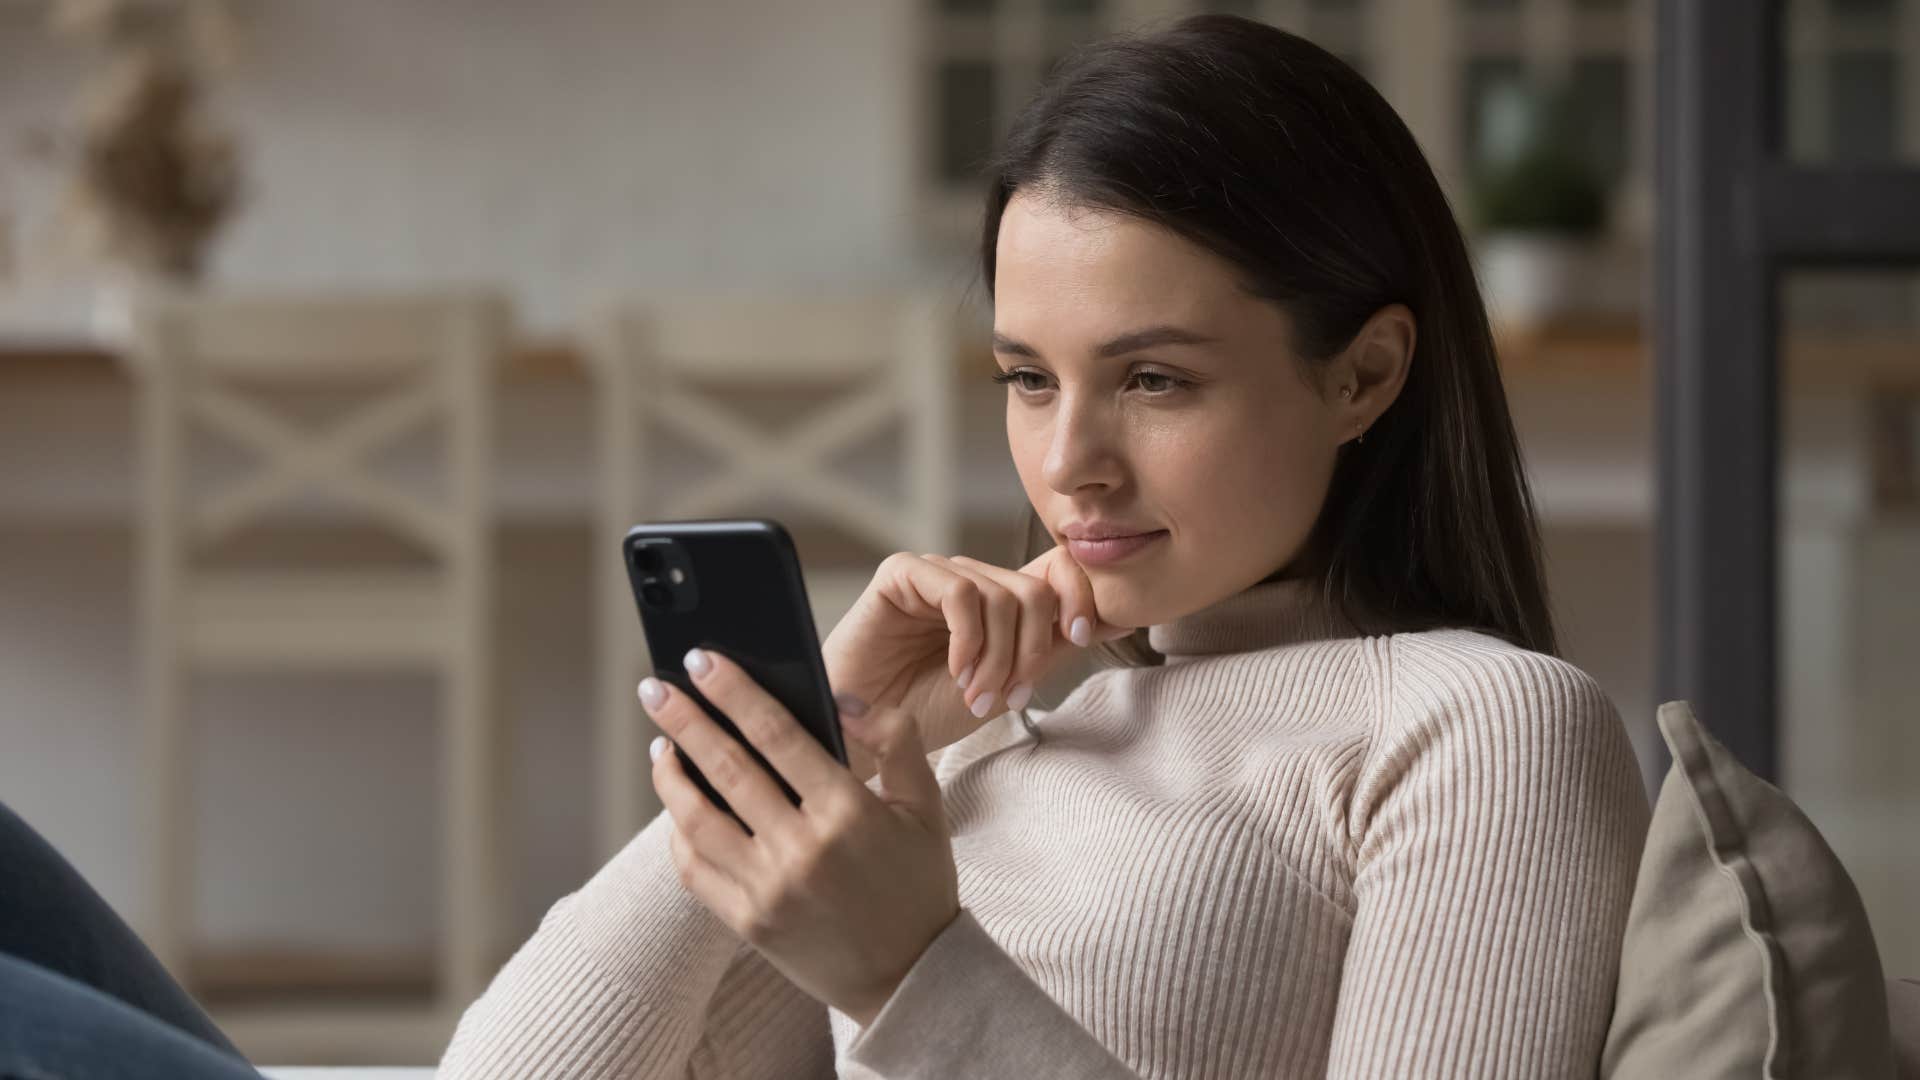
[1041,394,1123,495]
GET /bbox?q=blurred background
[0,0,1913,1067]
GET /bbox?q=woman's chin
[1087,578,1179,632]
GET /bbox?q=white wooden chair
[125,290,510,1028]
[584,293,959,858]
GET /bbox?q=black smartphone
[623,518,847,834]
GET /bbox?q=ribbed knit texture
[439,577,1650,1078]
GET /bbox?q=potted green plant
[1469,80,1619,327]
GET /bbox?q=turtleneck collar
[1145,575,1359,661]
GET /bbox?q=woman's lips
[1065,530,1168,567]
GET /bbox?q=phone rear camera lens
[640,582,670,607]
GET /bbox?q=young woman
[440,14,1648,1079]
[0,14,1646,1080]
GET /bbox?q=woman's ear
[1328,303,1415,444]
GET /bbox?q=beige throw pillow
[1601,701,1894,1079]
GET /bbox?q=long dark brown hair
[983,14,1558,663]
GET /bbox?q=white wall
[0,0,939,336]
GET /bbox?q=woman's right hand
[820,545,1133,782]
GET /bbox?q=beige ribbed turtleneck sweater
[438,577,1650,1078]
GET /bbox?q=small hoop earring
[1339,385,1354,401]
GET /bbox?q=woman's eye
[992,369,1051,393]
[992,368,1189,395]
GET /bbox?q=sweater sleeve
[838,906,1139,1079]
[437,808,834,1079]
[1326,635,1651,1079]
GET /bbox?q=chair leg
[441,641,499,1009]
[140,643,192,986]
[593,342,661,863]
[137,360,193,989]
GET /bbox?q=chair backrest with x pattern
[126,292,508,566]
[588,292,958,558]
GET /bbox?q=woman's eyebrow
[991,324,1219,359]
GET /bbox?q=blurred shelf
[1490,314,1919,389]
[5,322,1913,389]
[0,337,586,382]
[1494,316,1645,383]
[189,940,513,1065]
[194,943,439,1003]
[212,999,454,1067]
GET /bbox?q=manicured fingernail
[637,676,667,710]
[956,664,973,689]
[970,691,998,718]
[683,648,712,677]
[649,735,666,761]
[1005,683,1033,711]
[1070,616,1090,647]
[835,691,869,718]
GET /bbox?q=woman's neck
[1146,575,1359,661]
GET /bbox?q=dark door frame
[1655,0,1920,780]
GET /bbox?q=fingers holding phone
[643,647,851,840]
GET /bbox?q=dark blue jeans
[0,799,263,1079]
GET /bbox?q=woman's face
[993,192,1354,629]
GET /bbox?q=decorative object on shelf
[37,0,246,339]
[1470,79,1635,327]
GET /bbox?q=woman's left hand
[640,646,960,1027]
